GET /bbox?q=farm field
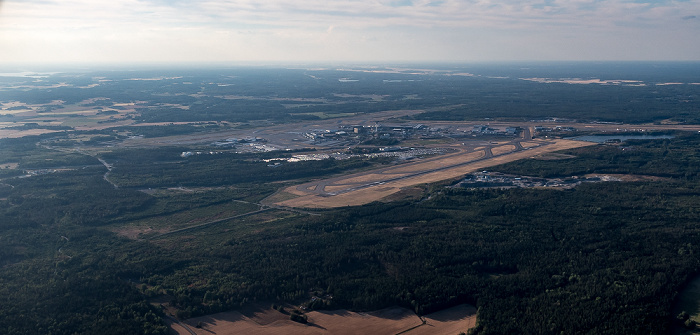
[169,304,475,335]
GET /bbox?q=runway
[276,137,594,209]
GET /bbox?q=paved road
[97,158,118,189]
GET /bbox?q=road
[97,157,118,189]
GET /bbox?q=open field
[0,128,62,138]
[404,304,477,335]
[491,144,516,156]
[112,200,261,239]
[277,139,595,208]
[169,304,475,335]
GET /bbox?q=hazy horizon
[2,0,699,65]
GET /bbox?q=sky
[0,0,699,65]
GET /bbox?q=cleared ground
[169,304,475,335]
[404,304,477,335]
[490,144,516,156]
[112,200,261,240]
[276,139,595,208]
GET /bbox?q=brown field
[490,144,516,156]
[0,129,63,138]
[520,141,541,149]
[262,189,301,204]
[277,139,595,208]
[404,304,477,335]
[170,304,475,335]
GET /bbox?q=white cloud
[1,0,699,63]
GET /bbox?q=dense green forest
[2,64,699,129]
[2,64,700,334]
[2,131,700,334]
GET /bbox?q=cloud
[4,0,699,32]
[1,0,700,63]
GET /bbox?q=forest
[1,130,700,334]
[2,64,700,334]
[2,64,700,133]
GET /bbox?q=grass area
[152,209,303,247]
[262,189,301,204]
[114,200,261,239]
